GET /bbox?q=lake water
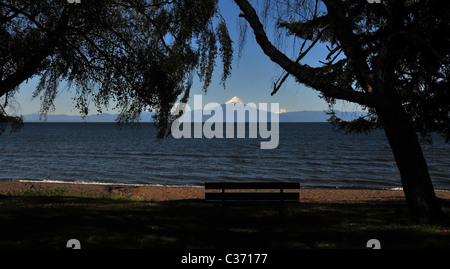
[0,122,449,190]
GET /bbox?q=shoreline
[2,179,450,203]
[7,178,450,191]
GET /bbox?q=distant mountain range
[22,113,154,123]
[22,110,365,123]
[22,96,366,123]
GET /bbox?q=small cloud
[276,108,288,114]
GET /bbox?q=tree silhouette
[0,0,232,137]
[234,0,449,223]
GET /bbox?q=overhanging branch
[234,0,375,107]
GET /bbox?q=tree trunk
[376,101,447,224]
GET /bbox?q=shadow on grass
[0,195,449,249]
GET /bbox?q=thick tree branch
[0,44,53,98]
[234,0,375,107]
[272,25,327,96]
[0,6,70,98]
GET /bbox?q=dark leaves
[327,109,380,134]
[217,20,233,87]
[1,0,233,138]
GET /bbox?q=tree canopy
[238,0,449,143]
[0,0,233,137]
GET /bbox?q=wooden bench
[204,182,300,215]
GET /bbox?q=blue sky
[12,1,362,116]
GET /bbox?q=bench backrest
[205,182,300,203]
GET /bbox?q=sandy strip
[0,180,449,203]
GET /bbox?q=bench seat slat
[205,192,299,202]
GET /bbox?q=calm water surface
[0,122,448,190]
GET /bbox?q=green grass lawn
[1,190,449,249]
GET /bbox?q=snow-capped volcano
[225,96,246,104]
